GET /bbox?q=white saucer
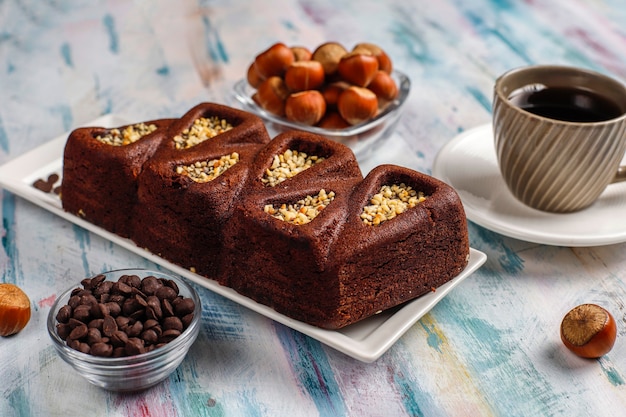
[432,123,626,247]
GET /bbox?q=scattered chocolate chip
[32,173,61,194]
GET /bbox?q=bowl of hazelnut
[232,41,410,160]
[47,269,201,392]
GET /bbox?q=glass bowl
[232,70,411,160]
[47,268,201,392]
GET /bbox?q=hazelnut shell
[337,86,379,125]
[0,283,31,337]
[367,70,398,102]
[337,51,380,87]
[560,303,617,359]
[284,61,325,92]
[353,42,393,73]
[254,42,295,79]
[285,90,327,126]
[312,42,348,75]
[253,76,290,116]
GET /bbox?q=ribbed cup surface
[493,65,626,213]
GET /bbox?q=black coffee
[508,86,623,122]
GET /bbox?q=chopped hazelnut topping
[264,189,335,225]
[361,183,426,226]
[173,117,233,149]
[261,149,325,187]
[95,123,158,146]
[176,152,239,183]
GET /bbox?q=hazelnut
[284,60,325,92]
[246,41,397,127]
[337,51,379,87]
[246,62,263,88]
[253,76,290,116]
[353,43,393,73]
[367,70,398,102]
[291,46,312,62]
[561,303,617,359]
[312,42,348,75]
[253,42,295,79]
[0,283,31,337]
[285,90,327,126]
[320,82,349,109]
[337,86,379,125]
[317,111,350,130]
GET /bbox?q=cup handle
[613,166,626,183]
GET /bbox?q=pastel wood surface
[1,1,626,416]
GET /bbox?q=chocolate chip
[32,178,54,193]
[162,298,174,317]
[159,329,181,343]
[93,281,113,298]
[69,323,88,340]
[56,323,71,340]
[90,306,105,321]
[55,273,195,357]
[129,309,145,322]
[174,298,195,316]
[76,341,91,354]
[144,319,159,330]
[109,294,125,305]
[183,313,195,328]
[134,294,148,308]
[145,306,158,321]
[141,276,162,296]
[106,302,121,317]
[90,274,106,288]
[113,347,126,358]
[72,305,92,323]
[121,274,142,289]
[122,298,142,316]
[141,329,159,345]
[163,316,183,332]
[32,173,60,194]
[68,317,84,329]
[115,316,130,329]
[110,330,129,347]
[112,281,133,296]
[87,328,102,345]
[165,279,179,294]
[146,296,162,320]
[80,277,94,290]
[91,342,113,357]
[56,305,72,324]
[68,295,81,309]
[88,318,104,330]
[126,321,143,338]
[102,315,118,337]
[125,338,145,355]
[155,286,178,301]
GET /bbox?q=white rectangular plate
[0,115,486,362]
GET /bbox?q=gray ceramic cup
[493,65,626,212]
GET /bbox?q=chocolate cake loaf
[61,102,470,329]
[131,103,271,278]
[62,118,174,237]
[224,160,468,328]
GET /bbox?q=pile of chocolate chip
[54,273,196,357]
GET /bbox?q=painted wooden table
[2,0,626,416]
